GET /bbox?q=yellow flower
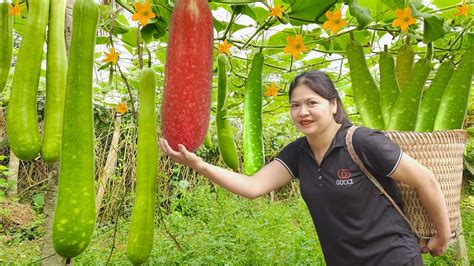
[268,4,284,18]
[103,48,120,65]
[454,2,470,17]
[132,0,156,26]
[322,9,347,34]
[218,39,233,55]
[264,82,280,97]
[392,7,416,32]
[283,34,308,59]
[116,102,128,115]
[7,0,23,17]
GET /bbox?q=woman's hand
[421,233,449,256]
[159,138,205,172]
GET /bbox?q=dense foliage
[0,0,472,264]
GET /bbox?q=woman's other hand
[421,233,449,256]
[159,138,205,172]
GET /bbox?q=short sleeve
[353,127,403,177]
[275,138,301,179]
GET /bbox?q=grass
[76,185,324,265]
[1,183,473,265]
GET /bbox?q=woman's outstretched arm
[159,138,293,199]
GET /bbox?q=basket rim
[383,130,467,143]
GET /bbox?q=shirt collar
[333,118,353,147]
[298,118,353,158]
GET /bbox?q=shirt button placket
[318,168,322,187]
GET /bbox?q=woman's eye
[290,104,299,108]
[308,101,318,105]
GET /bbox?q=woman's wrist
[193,158,207,175]
[437,230,451,242]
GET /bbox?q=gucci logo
[337,168,351,180]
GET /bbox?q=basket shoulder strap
[345,126,420,237]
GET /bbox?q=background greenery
[0,0,473,264]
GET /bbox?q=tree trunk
[40,165,68,266]
[0,106,6,146]
[96,114,122,220]
[7,150,18,197]
[40,0,75,264]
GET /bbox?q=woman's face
[289,84,337,136]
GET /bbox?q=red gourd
[161,0,213,152]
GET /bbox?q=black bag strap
[345,126,421,238]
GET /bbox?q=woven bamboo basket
[384,130,467,244]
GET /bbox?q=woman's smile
[299,119,314,127]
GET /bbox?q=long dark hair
[288,70,346,123]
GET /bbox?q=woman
[159,70,450,265]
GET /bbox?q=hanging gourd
[6,0,50,160]
[161,0,214,152]
[52,0,99,259]
[243,52,265,175]
[216,54,239,171]
[41,0,68,162]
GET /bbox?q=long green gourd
[346,40,385,129]
[41,0,68,162]
[388,58,432,131]
[395,44,414,91]
[217,54,239,171]
[434,47,473,130]
[379,49,400,127]
[415,61,454,132]
[243,52,264,175]
[203,131,213,149]
[0,1,12,92]
[6,0,49,160]
[127,68,158,265]
[52,0,98,259]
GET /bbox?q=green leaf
[357,0,394,22]
[213,17,226,33]
[141,24,156,43]
[283,0,336,26]
[347,0,372,29]
[210,0,259,3]
[334,30,371,52]
[468,33,474,46]
[231,23,252,33]
[139,16,168,43]
[231,4,245,15]
[156,4,172,24]
[153,17,168,39]
[96,36,109,45]
[239,5,268,24]
[98,62,112,71]
[432,0,454,8]
[266,30,290,47]
[103,15,131,35]
[239,5,257,20]
[33,193,45,207]
[423,15,450,43]
[121,27,138,47]
[380,0,404,9]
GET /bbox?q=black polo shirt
[276,119,420,266]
